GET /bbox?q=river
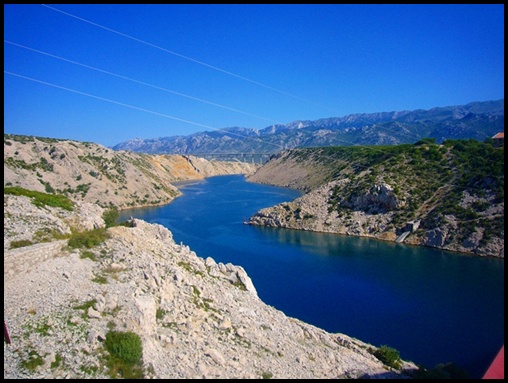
[118,174,504,378]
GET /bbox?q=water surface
[119,174,504,378]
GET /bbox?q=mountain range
[112,99,504,155]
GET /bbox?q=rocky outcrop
[248,178,504,257]
[248,180,397,239]
[347,184,403,213]
[4,194,105,251]
[4,195,418,379]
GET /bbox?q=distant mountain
[112,99,504,155]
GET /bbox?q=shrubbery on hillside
[4,186,74,211]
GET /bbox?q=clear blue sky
[4,4,504,148]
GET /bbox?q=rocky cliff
[4,193,418,379]
[247,142,504,258]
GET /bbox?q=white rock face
[4,199,417,379]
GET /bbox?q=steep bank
[4,193,418,379]
[247,142,504,258]
[4,134,258,210]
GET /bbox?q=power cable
[5,69,502,194]
[4,40,284,126]
[4,70,285,150]
[41,4,336,112]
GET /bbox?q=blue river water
[118,174,504,378]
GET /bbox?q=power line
[5,42,420,153]
[5,8,495,157]
[4,40,284,126]
[4,70,285,150]
[5,71,501,194]
[4,38,425,149]
[41,4,336,112]
[12,6,435,150]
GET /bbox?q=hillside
[112,99,503,156]
[4,134,422,379]
[247,139,504,258]
[4,134,258,210]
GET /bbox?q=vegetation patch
[80,250,97,261]
[372,345,402,369]
[4,186,74,211]
[177,260,205,277]
[80,364,99,376]
[33,227,70,243]
[156,307,166,320]
[50,353,64,369]
[9,239,34,249]
[73,299,98,319]
[261,371,273,379]
[67,228,109,249]
[232,279,247,291]
[92,274,108,285]
[19,349,44,372]
[103,330,144,379]
[102,207,120,228]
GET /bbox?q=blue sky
[4,4,504,148]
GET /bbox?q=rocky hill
[4,182,420,379]
[112,99,503,155]
[4,134,258,210]
[247,139,504,258]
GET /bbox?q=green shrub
[20,350,44,372]
[44,182,54,194]
[104,331,143,365]
[92,275,108,284]
[9,239,34,249]
[68,228,109,249]
[4,186,74,211]
[102,207,119,228]
[80,251,96,261]
[373,345,401,369]
[156,308,166,320]
[103,331,144,378]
